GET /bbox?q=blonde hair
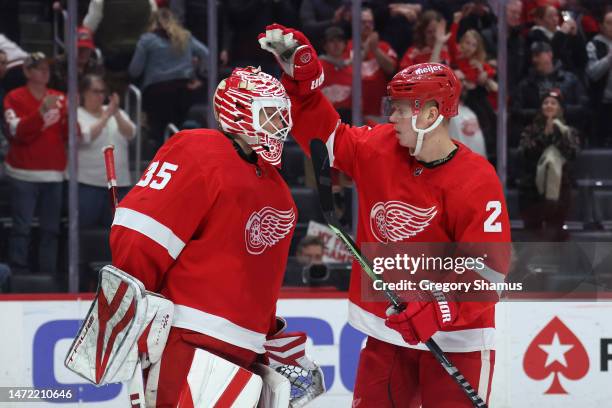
[152,8,190,53]
[460,29,487,62]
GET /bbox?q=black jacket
[512,63,589,129]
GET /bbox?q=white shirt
[77,106,135,187]
[84,0,158,32]
[0,34,28,69]
[449,104,487,159]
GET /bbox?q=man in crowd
[3,52,67,275]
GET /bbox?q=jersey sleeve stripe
[112,207,186,260]
[325,120,340,167]
[172,305,267,353]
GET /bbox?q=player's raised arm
[258,24,372,178]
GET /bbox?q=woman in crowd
[128,8,209,147]
[77,74,135,228]
[399,10,450,70]
[518,89,579,241]
[449,13,498,158]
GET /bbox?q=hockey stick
[309,139,487,408]
[102,145,146,407]
[102,145,119,212]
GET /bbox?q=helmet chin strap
[410,114,445,157]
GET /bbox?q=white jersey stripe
[348,301,496,352]
[478,350,491,403]
[112,207,186,260]
[173,305,267,353]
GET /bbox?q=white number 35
[136,161,178,190]
[484,200,502,232]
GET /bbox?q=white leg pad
[180,349,262,408]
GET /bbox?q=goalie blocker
[64,266,324,407]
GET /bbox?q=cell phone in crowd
[561,11,572,22]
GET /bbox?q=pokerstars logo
[523,317,589,394]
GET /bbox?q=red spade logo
[523,317,589,394]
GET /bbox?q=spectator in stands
[345,7,397,117]
[454,1,498,56]
[399,9,450,70]
[512,41,588,138]
[384,2,423,59]
[449,96,487,159]
[129,8,208,148]
[83,0,158,93]
[585,9,612,147]
[320,26,352,123]
[0,33,27,92]
[3,53,68,274]
[526,5,587,75]
[77,74,135,228]
[518,89,579,241]
[450,12,498,158]
[507,0,526,88]
[296,235,325,266]
[51,27,104,92]
[299,0,351,51]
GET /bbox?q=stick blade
[310,139,334,215]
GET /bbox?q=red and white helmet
[387,63,460,156]
[214,66,292,166]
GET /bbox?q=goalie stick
[309,139,487,408]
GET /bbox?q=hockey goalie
[64,67,325,408]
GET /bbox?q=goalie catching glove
[385,289,458,345]
[263,317,325,407]
[258,24,324,96]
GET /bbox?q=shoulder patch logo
[370,201,437,242]
[245,207,296,254]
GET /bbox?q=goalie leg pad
[170,349,262,407]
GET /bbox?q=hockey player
[65,66,324,407]
[259,25,511,407]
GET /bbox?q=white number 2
[484,200,502,232]
[136,161,178,190]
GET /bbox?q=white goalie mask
[214,66,293,166]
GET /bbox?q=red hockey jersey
[3,86,68,182]
[344,41,397,116]
[110,130,297,353]
[284,84,511,352]
[320,60,352,110]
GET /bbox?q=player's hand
[258,23,324,94]
[385,291,458,345]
